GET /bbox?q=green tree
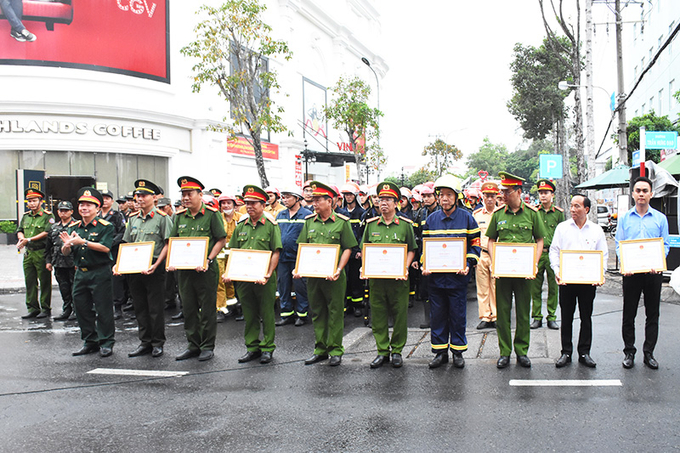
[421,138,462,178]
[408,167,437,187]
[323,76,383,184]
[181,0,292,187]
[465,137,509,178]
[625,111,680,164]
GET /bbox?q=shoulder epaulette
[305,213,316,219]
[68,220,81,227]
[23,210,31,215]
[492,205,505,213]
[336,213,349,221]
[525,204,538,212]
[263,211,278,225]
[99,218,111,226]
[157,210,168,216]
[555,206,564,212]
[473,207,483,214]
[237,215,248,223]
[206,205,218,212]
[175,207,187,214]
[44,210,52,215]
[366,216,380,223]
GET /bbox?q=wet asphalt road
[1,287,680,452]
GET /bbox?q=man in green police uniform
[224,185,282,364]
[119,179,172,358]
[60,187,116,357]
[486,172,545,369]
[530,179,564,330]
[169,176,226,362]
[295,181,357,366]
[17,188,53,319]
[361,181,417,369]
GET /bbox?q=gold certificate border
[115,241,155,274]
[225,249,272,282]
[361,243,408,279]
[559,250,604,285]
[491,242,537,278]
[422,237,466,273]
[293,243,340,278]
[619,237,667,274]
[166,237,209,270]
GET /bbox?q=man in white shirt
[549,194,607,368]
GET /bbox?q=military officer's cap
[481,181,500,194]
[77,187,103,207]
[116,195,126,203]
[157,197,171,207]
[174,200,182,208]
[310,181,335,198]
[377,181,401,199]
[536,179,556,192]
[177,176,205,191]
[57,200,73,210]
[101,189,114,199]
[134,179,162,195]
[209,188,222,197]
[125,191,134,200]
[498,172,525,188]
[24,188,44,199]
[242,184,268,202]
[234,194,245,206]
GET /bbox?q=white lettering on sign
[117,0,156,18]
[0,120,160,140]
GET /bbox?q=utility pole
[585,0,596,179]
[615,0,628,165]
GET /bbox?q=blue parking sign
[539,154,563,179]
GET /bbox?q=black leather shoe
[72,344,100,356]
[36,310,51,319]
[452,352,465,368]
[476,321,491,329]
[578,354,596,368]
[99,347,113,357]
[622,353,635,369]
[198,350,214,361]
[530,319,542,329]
[295,317,306,327]
[53,311,72,321]
[68,312,77,321]
[260,351,273,364]
[370,355,389,369]
[175,349,200,361]
[488,321,497,328]
[304,354,329,365]
[497,356,510,369]
[517,355,531,368]
[391,353,403,368]
[555,353,572,368]
[128,345,152,357]
[238,350,261,363]
[275,317,295,326]
[419,323,430,329]
[171,311,184,320]
[234,314,245,322]
[547,320,559,330]
[429,352,449,369]
[329,355,342,366]
[216,311,227,323]
[643,352,658,369]
[152,346,163,358]
[21,311,40,319]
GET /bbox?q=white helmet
[434,174,462,194]
[280,186,303,199]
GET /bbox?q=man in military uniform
[486,172,545,368]
[224,185,282,364]
[46,201,76,321]
[340,182,365,317]
[295,181,358,366]
[119,179,172,358]
[473,181,499,329]
[60,188,115,357]
[530,179,564,330]
[361,181,417,368]
[169,177,226,362]
[17,188,53,319]
[100,189,128,320]
[421,175,480,369]
[414,184,440,328]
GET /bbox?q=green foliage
[624,111,680,164]
[465,137,510,178]
[385,167,436,189]
[421,139,462,178]
[0,220,16,234]
[605,156,613,172]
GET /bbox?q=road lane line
[88,368,189,378]
[509,379,622,387]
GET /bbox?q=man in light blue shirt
[615,176,670,370]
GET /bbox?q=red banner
[295,155,303,187]
[227,136,279,160]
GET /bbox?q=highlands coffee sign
[0,119,161,141]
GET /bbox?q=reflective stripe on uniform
[449,343,468,351]
[432,343,449,350]
[423,228,480,235]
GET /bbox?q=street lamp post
[361,57,381,180]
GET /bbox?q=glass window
[45,151,70,175]
[20,151,45,170]
[70,151,94,176]
[0,151,18,219]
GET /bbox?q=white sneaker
[20,29,37,42]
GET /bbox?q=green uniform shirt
[297,211,358,259]
[360,214,418,252]
[485,202,546,244]
[123,207,172,259]
[17,208,53,250]
[228,214,282,252]
[68,216,115,267]
[536,203,564,248]
[170,203,227,250]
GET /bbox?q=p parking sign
[539,154,563,179]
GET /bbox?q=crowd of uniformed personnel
[15,171,668,370]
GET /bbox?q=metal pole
[615,0,628,165]
[361,57,381,180]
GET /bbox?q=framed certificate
[559,250,604,284]
[116,242,155,274]
[361,243,408,279]
[225,249,272,282]
[166,237,209,270]
[619,238,667,274]
[422,238,466,273]
[491,242,537,278]
[294,243,340,278]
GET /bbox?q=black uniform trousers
[73,266,115,348]
[559,284,596,356]
[128,264,166,348]
[54,266,75,313]
[622,273,662,356]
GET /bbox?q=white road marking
[88,368,188,378]
[509,379,622,387]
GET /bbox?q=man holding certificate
[616,176,670,370]
[421,175,481,369]
[225,185,282,365]
[360,181,417,369]
[120,179,172,358]
[549,194,607,368]
[295,181,358,367]
[169,177,227,362]
[486,172,545,369]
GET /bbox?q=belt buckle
[81,267,88,272]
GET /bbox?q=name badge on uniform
[371,232,380,237]
[178,224,187,229]
[498,220,507,225]
[239,231,248,236]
